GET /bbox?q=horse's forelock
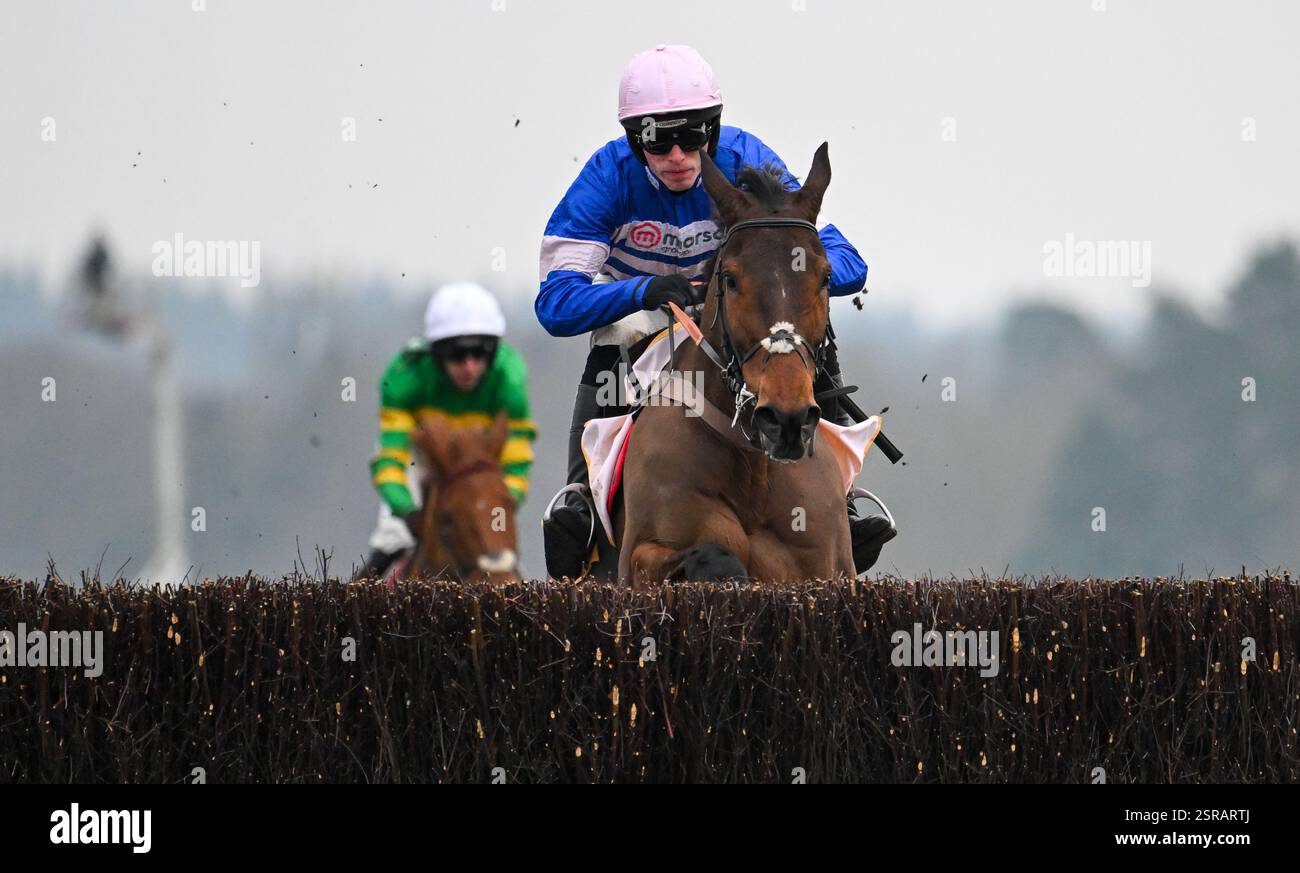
[734,164,794,214]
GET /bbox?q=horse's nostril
[755,405,818,435]
[752,406,781,436]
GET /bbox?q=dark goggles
[433,336,498,364]
[637,118,714,155]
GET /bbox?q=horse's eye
[722,273,738,293]
[821,273,832,289]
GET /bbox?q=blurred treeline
[1,241,1296,580]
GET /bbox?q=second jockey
[536,44,896,579]
[363,281,536,578]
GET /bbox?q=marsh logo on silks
[628,222,662,250]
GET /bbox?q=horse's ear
[485,410,510,461]
[795,142,831,221]
[700,150,750,224]
[415,413,456,474]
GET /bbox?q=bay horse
[385,411,521,585]
[616,143,855,585]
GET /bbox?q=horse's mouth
[756,431,813,463]
[476,549,518,574]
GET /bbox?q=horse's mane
[735,163,794,211]
[699,162,798,277]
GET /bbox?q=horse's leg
[624,542,679,588]
[626,540,750,585]
[669,543,750,583]
[622,486,753,583]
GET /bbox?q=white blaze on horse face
[760,321,802,355]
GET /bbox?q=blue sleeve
[536,272,650,338]
[729,129,869,297]
[536,148,649,337]
[819,224,868,297]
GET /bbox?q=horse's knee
[670,543,749,583]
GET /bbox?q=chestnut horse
[386,412,521,585]
[617,143,854,585]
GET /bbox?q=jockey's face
[445,355,487,392]
[645,144,702,192]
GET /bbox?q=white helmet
[423,281,506,343]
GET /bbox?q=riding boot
[542,379,604,579]
[566,383,598,488]
[847,499,897,573]
[359,548,399,580]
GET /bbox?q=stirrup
[543,482,597,548]
[848,487,896,533]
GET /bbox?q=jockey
[536,44,896,580]
[362,281,536,578]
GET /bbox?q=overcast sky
[3,0,1297,330]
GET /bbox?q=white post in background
[74,236,191,585]
[140,319,191,585]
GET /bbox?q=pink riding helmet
[617,44,723,120]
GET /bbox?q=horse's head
[409,412,520,584]
[700,143,834,462]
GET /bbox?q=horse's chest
[743,487,849,581]
[735,461,845,544]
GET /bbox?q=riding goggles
[637,117,714,155]
[433,336,498,364]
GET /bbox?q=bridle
[667,216,831,437]
[421,457,501,580]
